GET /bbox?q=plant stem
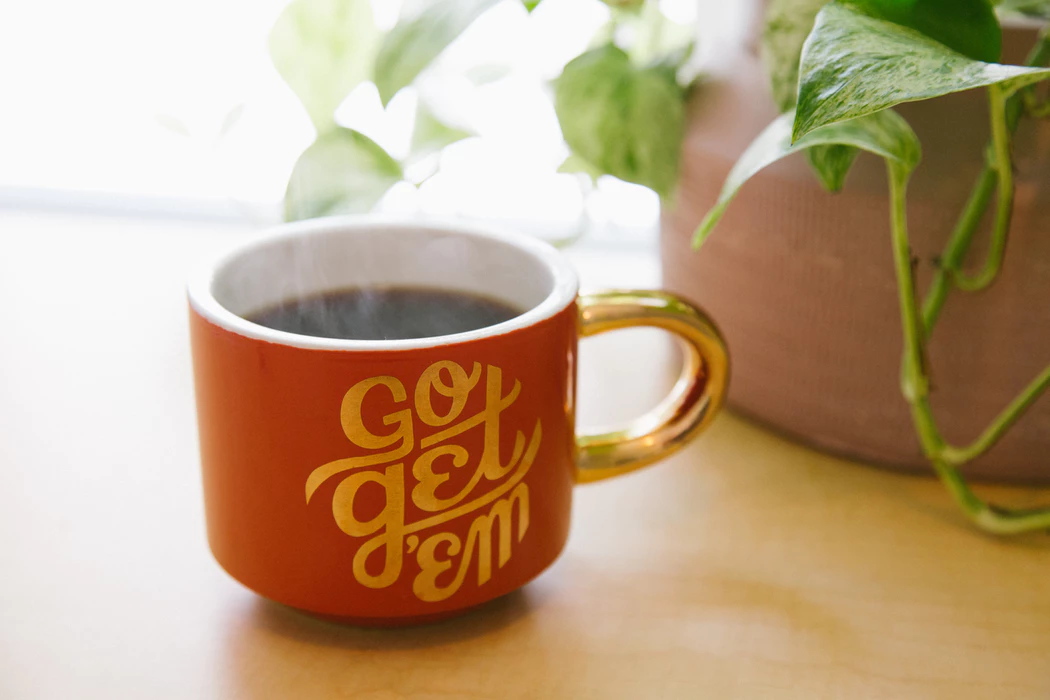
[929,459,1050,535]
[921,168,995,330]
[886,164,1050,535]
[881,30,1050,535]
[941,364,1050,465]
[889,169,939,453]
[1023,89,1050,118]
[1026,26,1050,70]
[954,85,1013,291]
[922,32,1050,328]
[1016,29,1050,124]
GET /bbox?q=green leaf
[218,103,246,138]
[155,113,190,137]
[761,0,831,112]
[554,44,685,198]
[995,0,1050,19]
[601,0,645,9]
[465,62,513,85]
[794,2,1050,141]
[284,128,403,221]
[695,108,920,247]
[523,0,542,11]
[628,1,696,69]
[557,153,605,184]
[373,0,500,106]
[845,0,1002,63]
[410,103,472,159]
[269,0,379,132]
[762,2,864,197]
[806,144,860,191]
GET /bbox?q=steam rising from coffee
[248,287,522,340]
[232,233,545,341]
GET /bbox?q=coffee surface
[246,287,523,340]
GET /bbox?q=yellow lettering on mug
[306,361,540,603]
[466,481,530,583]
[332,463,405,589]
[304,376,414,503]
[415,360,481,426]
[411,444,478,512]
[341,376,413,450]
[412,532,461,602]
[413,483,530,602]
[478,366,525,481]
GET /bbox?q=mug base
[288,600,494,628]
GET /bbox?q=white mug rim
[187,215,580,351]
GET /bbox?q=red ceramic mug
[188,217,728,625]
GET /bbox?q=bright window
[0,0,730,238]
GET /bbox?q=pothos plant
[269,0,697,220]
[270,0,1050,534]
[700,0,1050,535]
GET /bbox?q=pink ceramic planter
[662,23,1050,483]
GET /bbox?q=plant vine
[886,31,1050,534]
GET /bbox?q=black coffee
[246,287,523,340]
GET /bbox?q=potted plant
[664,3,1050,492]
[268,0,1050,534]
[672,0,1050,534]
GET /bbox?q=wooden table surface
[2,211,1049,699]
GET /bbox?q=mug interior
[188,217,579,350]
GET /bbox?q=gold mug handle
[575,291,730,483]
